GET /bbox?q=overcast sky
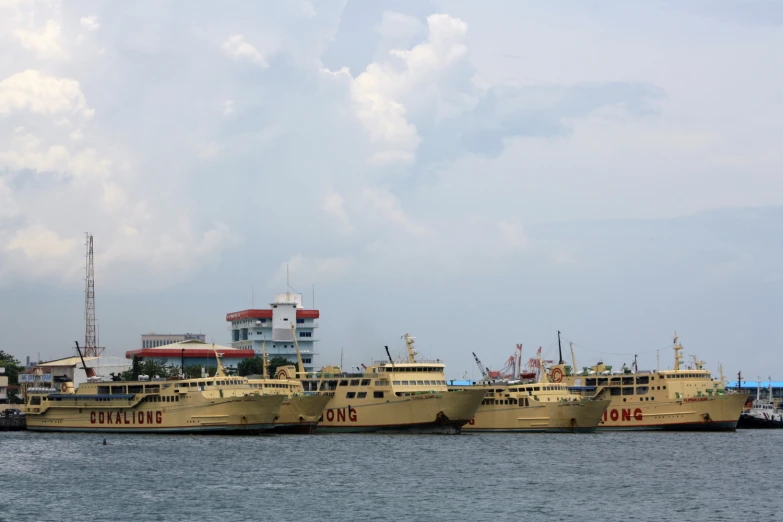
[1,0,781,379]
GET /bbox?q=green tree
[0,351,23,403]
[237,357,264,376]
[269,356,295,378]
[184,365,204,379]
[120,357,178,381]
[130,355,141,380]
[237,356,295,377]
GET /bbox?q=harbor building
[226,293,319,373]
[141,333,205,348]
[18,356,131,400]
[125,340,254,370]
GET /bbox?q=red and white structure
[227,293,319,372]
[125,340,254,369]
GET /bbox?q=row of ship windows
[608,386,666,396]
[377,367,443,373]
[393,380,446,386]
[330,379,445,387]
[345,391,385,399]
[586,374,708,386]
[250,383,297,390]
[482,398,532,406]
[142,396,180,402]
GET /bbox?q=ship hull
[593,393,747,431]
[268,395,332,434]
[315,389,487,434]
[463,399,610,433]
[736,413,783,429]
[25,393,285,435]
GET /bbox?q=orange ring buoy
[551,368,563,383]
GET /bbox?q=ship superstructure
[24,349,284,434]
[547,334,748,431]
[454,352,609,433]
[276,334,486,433]
[246,332,330,433]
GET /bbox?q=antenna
[312,283,315,310]
[83,233,103,357]
[286,264,299,295]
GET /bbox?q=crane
[472,352,489,381]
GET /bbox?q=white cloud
[496,220,527,252]
[0,70,94,117]
[0,130,70,173]
[3,225,80,280]
[0,176,19,218]
[361,187,431,237]
[221,34,275,68]
[80,16,100,31]
[223,99,235,116]
[271,254,356,287]
[375,11,424,41]
[0,130,112,179]
[197,141,222,159]
[322,190,353,234]
[7,224,77,259]
[13,19,66,59]
[299,1,317,18]
[325,14,475,166]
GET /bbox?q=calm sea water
[0,430,780,522]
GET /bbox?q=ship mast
[756,377,761,406]
[213,345,227,377]
[557,330,564,365]
[290,323,306,376]
[673,333,683,371]
[569,342,578,374]
[261,339,269,379]
[403,334,417,363]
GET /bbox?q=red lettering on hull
[88,410,163,426]
[323,407,358,423]
[603,408,644,423]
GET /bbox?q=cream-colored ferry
[246,337,331,434]
[275,334,486,434]
[453,355,609,433]
[24,352,285,434]
[547,334,748,431]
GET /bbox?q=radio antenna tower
[84,233,103,357]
